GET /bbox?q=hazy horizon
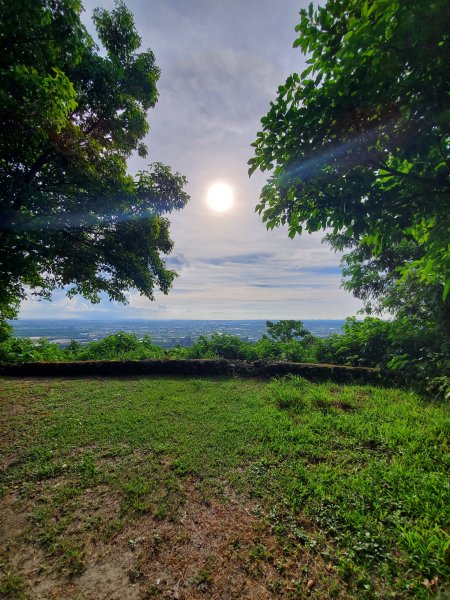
[12,317,351,322]
[10,318,349,348]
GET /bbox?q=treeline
[1,319,448,398]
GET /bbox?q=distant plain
[10,320,347,348]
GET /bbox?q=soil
[0,478,336,599]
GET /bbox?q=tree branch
[23,149,53,185]
[374,162,436,185]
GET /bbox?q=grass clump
[0,569,25,599]
[263,376,449,594]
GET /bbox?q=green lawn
[0,376,448,599]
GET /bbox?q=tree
[249,0,450,305]
[0,0,189,334]
[265,320,312,343]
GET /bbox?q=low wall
[0,359,397,385]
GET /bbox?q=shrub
[318,318,395,368]
[75,332,165,360]
[186,333,256,360]
[0,336,64,363]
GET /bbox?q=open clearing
[0,376,448,599]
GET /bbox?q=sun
[206,182,233,213]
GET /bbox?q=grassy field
[0,376,448,599]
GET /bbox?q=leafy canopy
[249,0,450,300]
[265,320,312,343]
[0,0,189,328]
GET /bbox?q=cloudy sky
[20,0,363,320]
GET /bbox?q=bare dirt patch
[1,479,342,599]
[331,401,355,412]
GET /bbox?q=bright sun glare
[206,182,233,213]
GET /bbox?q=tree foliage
[265,319,312,343]
[0,0,189,327]
[250,0,450,302]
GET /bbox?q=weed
[249,542,272,562]
[229,538,241,551]
[148,533,162,555]
[54,485,80,505]
[60,543,86,576]
[77,453,97,484]
[122,477,151,514]
[0,569,25,598]
[102,518,124,541]
[142,586,162,599]
[191,564,213,588]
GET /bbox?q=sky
[20,0,364,320]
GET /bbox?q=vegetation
[0,0,189,337]
[249,0,449,392]
[1,319,447,397]
[250,0,449,299]
[0,326,319,364]
[1,376,448,597]
[265,319,314,343]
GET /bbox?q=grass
[0,375,448,598]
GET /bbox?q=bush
[186,333,256,360]
[185,330,321,363]
[73,332,165,360]
[318,317,449,397]
[318,318,395,368]
[253,336,320,363]
[0,336,65,363]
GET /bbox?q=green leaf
[301,65,314,79]
[443,280,450,301]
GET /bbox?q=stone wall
[0,359,398,385]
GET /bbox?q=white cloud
[19,0,364,321]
